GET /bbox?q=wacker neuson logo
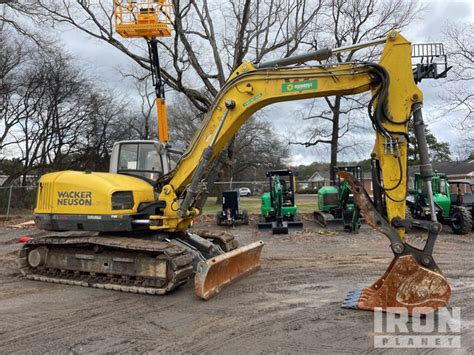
[374,307,461,348]
[57,191,93,206]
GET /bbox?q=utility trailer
[216,190,249,226]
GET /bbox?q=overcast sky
[56,0,473,165]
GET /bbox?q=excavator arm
[153,31,450,313]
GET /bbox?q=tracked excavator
[17,3,451,312]
[314,165,363,232]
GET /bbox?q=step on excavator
[18,0,452,313]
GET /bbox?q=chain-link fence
[0,180,326,219]
[0,185,37,218]
[212,180,325,196]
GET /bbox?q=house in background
[432,160,474,180]
[309,168,373,194]
[409,160,474,193]
[408,160,474,180]
[302,160,474,196]
[297,170,326,192]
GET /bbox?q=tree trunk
[329,96,341,184]
[214,138,235,204]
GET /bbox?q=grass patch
[202,196,316,215]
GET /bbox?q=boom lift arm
[114,0,171,142]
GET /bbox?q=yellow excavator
[18,1,452,314]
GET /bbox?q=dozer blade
[195,240,264,300]
[314,211,342,228]
[314,210,363,232]
[338,171,452,315]
[259,217,303,234]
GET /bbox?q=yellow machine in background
[21,29,451,313]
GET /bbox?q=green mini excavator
[258,170,303,234]
[314,166,363,232]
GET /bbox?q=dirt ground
[0,215,473,354]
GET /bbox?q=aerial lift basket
[113,0,172,38]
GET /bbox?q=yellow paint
[156,98,169,142]
[113,0,172,38]
[34,171,154,215]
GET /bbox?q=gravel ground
[0,215,472,354]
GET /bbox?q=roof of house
[409,160,474,177]
[319,171,331,179]
[308,171,325,182]
[312,170,371,181]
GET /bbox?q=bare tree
[2,0,324,187]
[440,22,473,144]
[71,89,134,171]
[168,98,288,172]
[3,1,322,110]
[1,46,89,184]
[0,35,133,185]
[0,29,27,154]
[231,119,289,180]
[167,98,288,200]
[2,0,422,186]
[120,73,158,140]
[290,0,420,181]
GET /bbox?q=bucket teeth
[341,288,363,309]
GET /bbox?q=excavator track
[17,234,194,295]
[313,211,333,228]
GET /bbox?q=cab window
[118,143,163,181]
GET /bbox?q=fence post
[6,185,13,221]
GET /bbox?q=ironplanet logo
[57,191,93,206]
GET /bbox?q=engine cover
[34,171,155,231]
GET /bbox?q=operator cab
[110,140,173,183]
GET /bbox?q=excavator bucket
[194,241,264,300]
[342,255,451,314]
[338,171,451,315]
